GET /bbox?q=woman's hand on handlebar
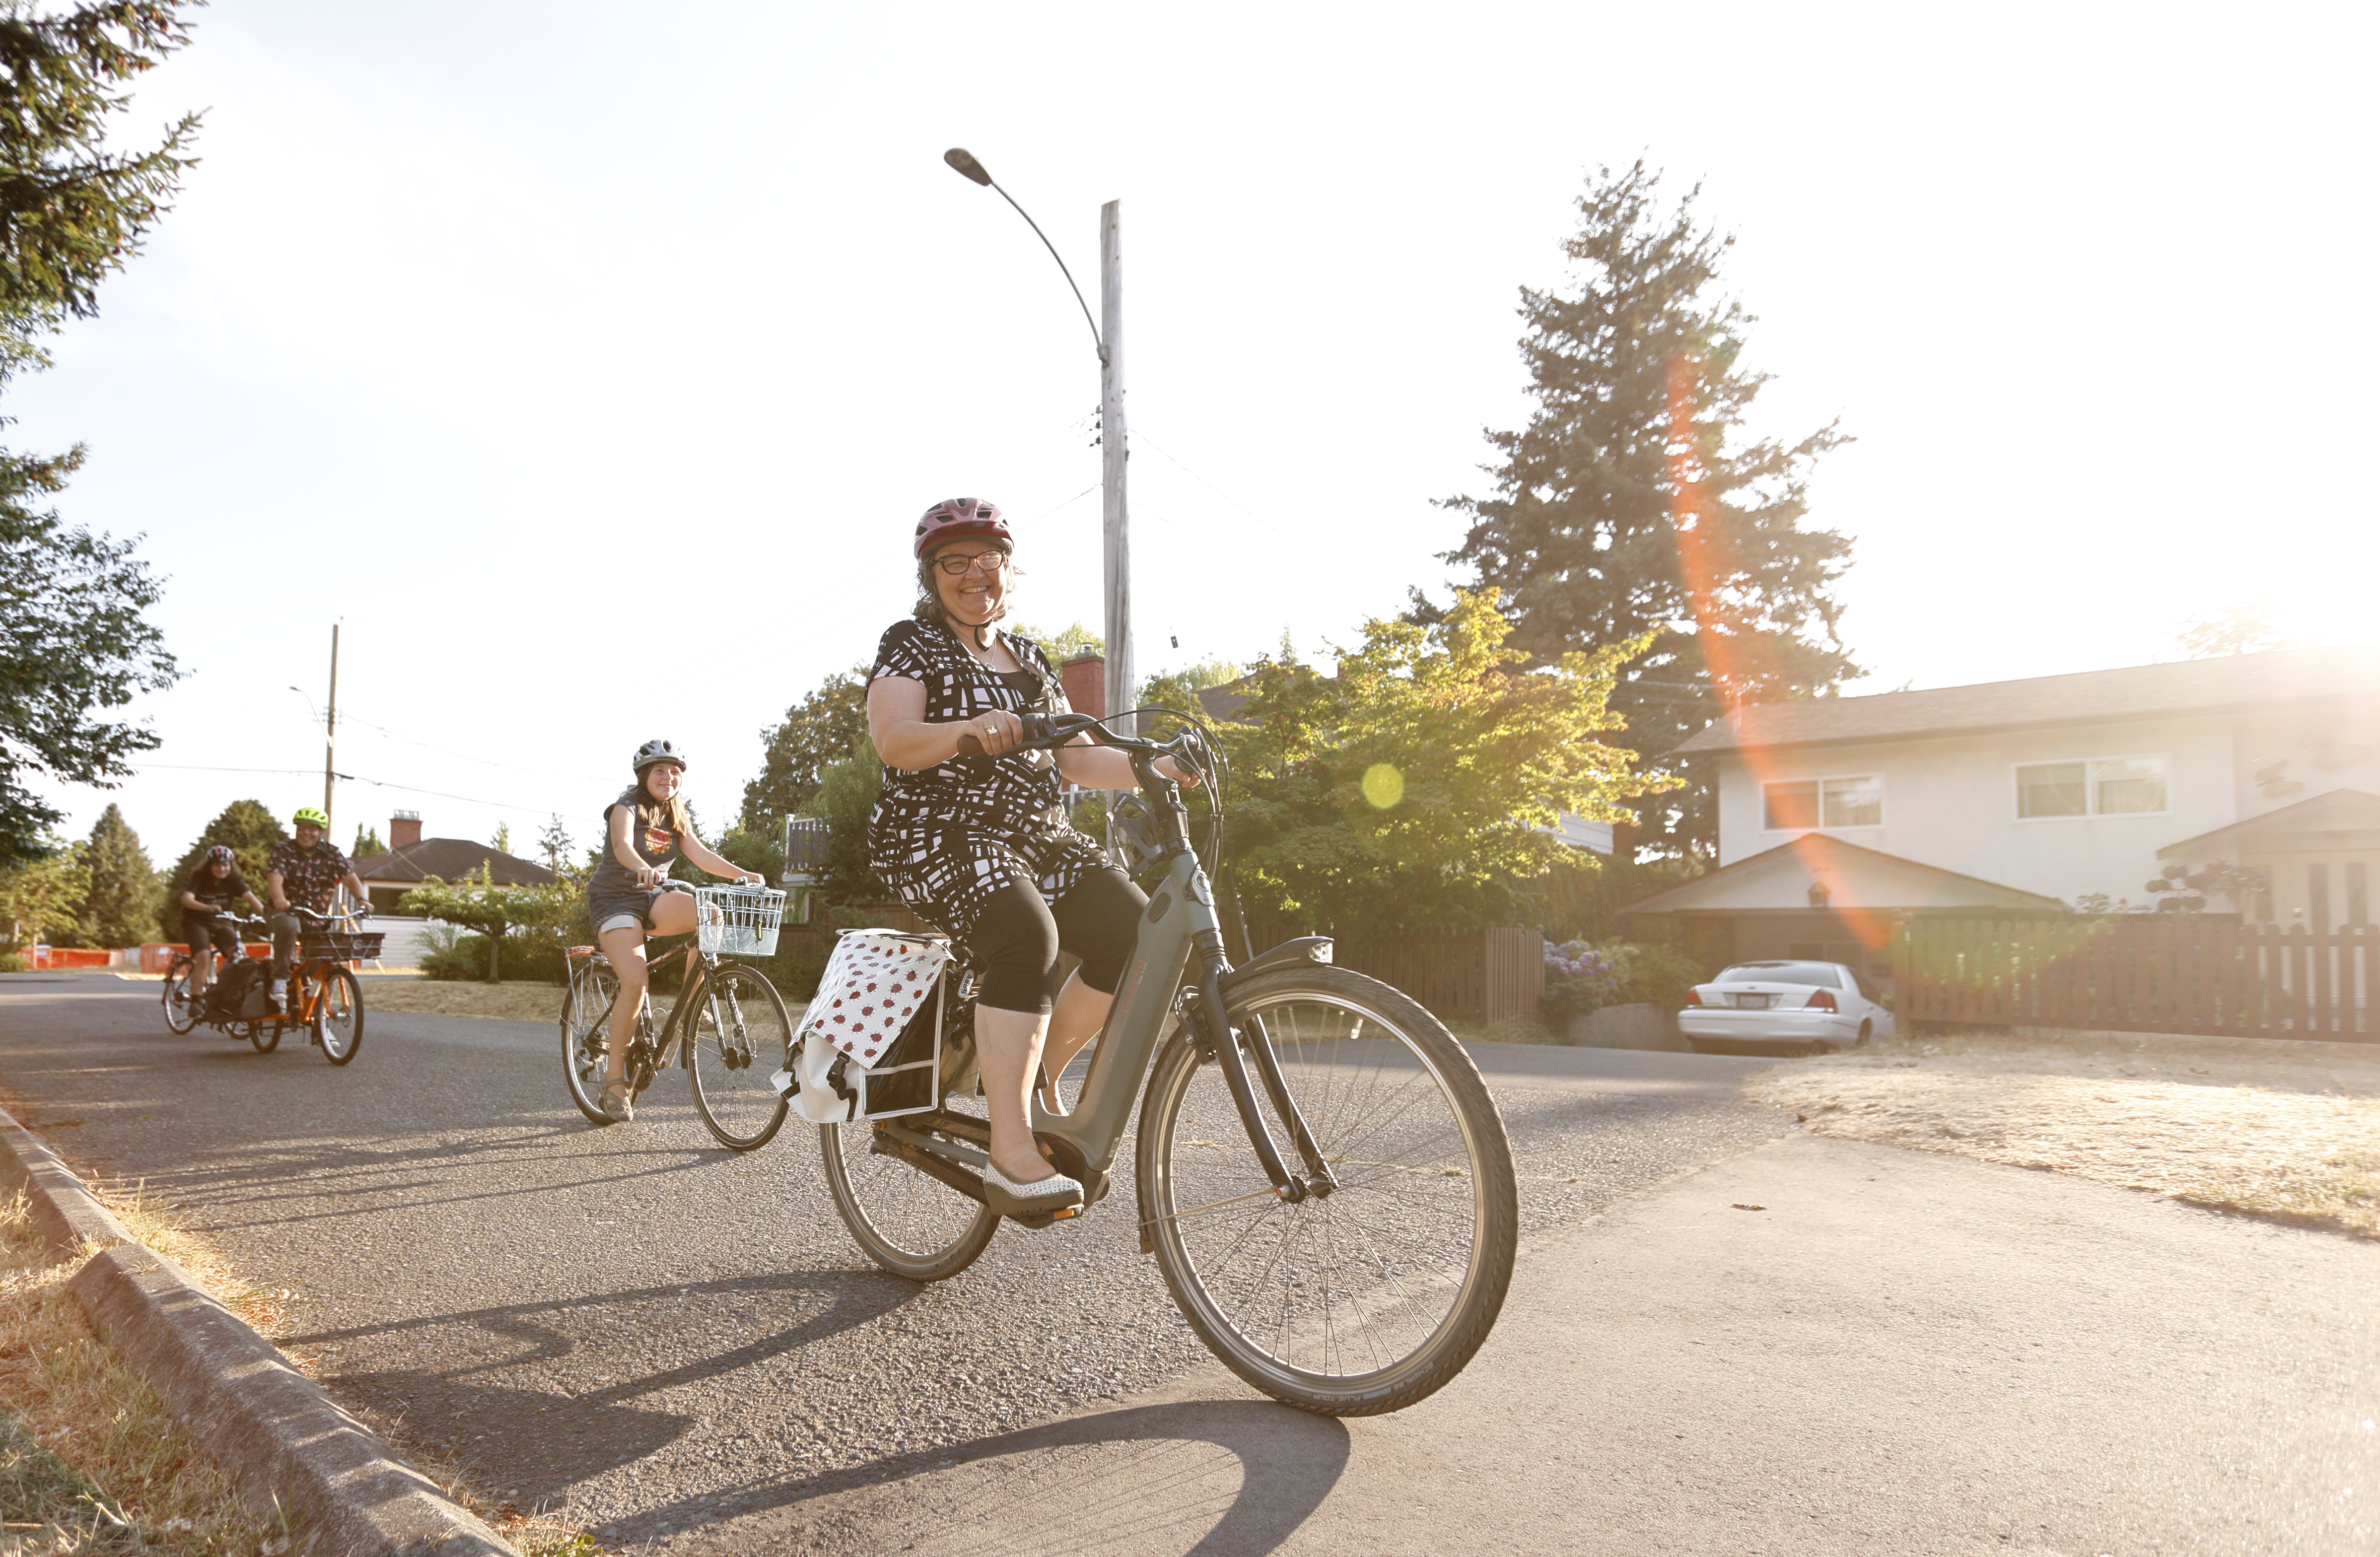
[635,864,670,888]
[1155,755,1202,788]
[956,707,1026,758]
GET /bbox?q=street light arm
[989,179,1107,368]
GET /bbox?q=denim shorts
[587,886,662,938]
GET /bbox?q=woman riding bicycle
[177,845,264,1008]
[865,498,1199,1215]
[587,740,765,1122]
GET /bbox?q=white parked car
[1679,960,1894,1056]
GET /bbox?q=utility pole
[322,624,340,838]
[1099,201,1131,736]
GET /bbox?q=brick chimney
[1059,654,1106,718]
[389,810,422,850]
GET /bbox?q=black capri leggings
[971,866,1147,1015]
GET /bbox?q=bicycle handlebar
[953,710,1199,762]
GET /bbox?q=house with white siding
[1622,644,2380,974]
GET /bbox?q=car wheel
[1856,1020,1873,1047]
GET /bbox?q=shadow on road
[286,1267,922,1502]
[624,1398,1352,1557]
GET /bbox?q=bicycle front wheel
[560,962,620,1124]
[686,964,793,1151]
[822,1109,1000,1282]
[1136,964,1518,1416]
[314,967,362,1064]
[161,958,199,1034]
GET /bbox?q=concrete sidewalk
[647,1134,2380,1556]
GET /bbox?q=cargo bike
[160,906,375,1064]
[792,709,1521,1417]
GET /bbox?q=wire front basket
[694,884,786,958]
[302,931,385,963]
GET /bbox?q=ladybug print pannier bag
[785,930,950,1123]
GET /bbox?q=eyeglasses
[933,550,1010,577]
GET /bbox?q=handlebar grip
[954,712,1057,759]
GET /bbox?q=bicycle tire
[161,957,199,1034]
[822,1110,1000,1281]
[1135,964,1518,1417]
[560,961,621,1124]
[251,1018,281,1053]
[686,963,793,1151]
[315,967,362,1064]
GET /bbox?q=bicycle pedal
[1007,1207,1080,1230]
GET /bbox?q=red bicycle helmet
[913,498,1011,558]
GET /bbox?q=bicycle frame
[580,939,721,1075]
[873,745,1339,1211]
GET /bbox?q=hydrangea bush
[1541,937,1703,1025]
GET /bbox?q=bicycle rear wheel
[314,967,362,1064]
[822,1109,1000,1281]
[686,963,793,1150]
[161,957,199,1034]
[1136,964,1518,1416]
[560,961,621,1124]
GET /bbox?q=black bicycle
[814,709,1520,1417]
[560,882,796,1149]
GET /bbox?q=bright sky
[22,0,2379,864]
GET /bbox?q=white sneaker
[269,979,287,1012]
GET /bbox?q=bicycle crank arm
[872,1128,1083,1226]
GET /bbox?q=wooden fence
[1892,917,2379,1040]
[1333,927,1542,1027]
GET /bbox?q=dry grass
[0,1191,283,1557]
[357,980,566,1025]
[1749,1027,2380,1238]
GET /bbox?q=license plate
[1733,993,1773,1010]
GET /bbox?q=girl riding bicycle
[865,498,1198,1216]
[587,740,764,1122]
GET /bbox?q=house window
[2015,755,2169,818]
[2349,863,2370,929]
[2310,863,2331,934]
[1763,776,1883,831]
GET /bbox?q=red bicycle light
[1805,989,1838,1011]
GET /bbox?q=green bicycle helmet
[292,806,330,830]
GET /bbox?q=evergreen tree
[0,3,202,866]
[158,800,285,939]
[77,802,157,947]
[350,824,385,858]
[740,666,870,831]
[1438,161,1857,858]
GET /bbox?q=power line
[140,764,560,818]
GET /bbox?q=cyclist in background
[265,807,369,1012]
[586,741,764,1123]
[177,845,264,1008]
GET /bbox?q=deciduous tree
[0,835,85,951]
[1219,589,1664,934]
[740,666,869,832]
[0,2,202,865]
[1437,161,1857,858]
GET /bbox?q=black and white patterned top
[864,618,1108,940]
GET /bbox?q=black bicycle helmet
[632,738,685,777]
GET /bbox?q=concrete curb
[0,1107,512,1557]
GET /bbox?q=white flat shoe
[980,1162,1083,1218]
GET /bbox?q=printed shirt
[589,789,682,896]
[266,841,351,913]
[864,619,1072,841]
[183,867,251,914]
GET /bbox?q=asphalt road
[0,974,1787,1547]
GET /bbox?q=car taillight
[1804,989,1837,1011]
[1684,989,1703,1007]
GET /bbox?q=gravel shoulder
[1746,1026,2380,1237]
